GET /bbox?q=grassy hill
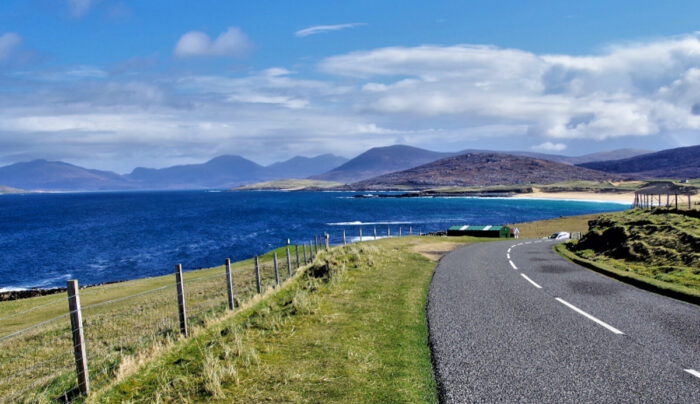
[350,153,620,190]
[561,209,700,301]
[232,179,343,191]
[578,144,700,179]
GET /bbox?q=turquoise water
[0,191,628,290]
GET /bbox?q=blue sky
[1,1,699,172]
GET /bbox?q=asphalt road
[427,239,700,403]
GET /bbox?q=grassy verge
[93,236,479,403]
[554,244,700,305]
[510,212,603,239]
[0,245,304,402]
[555,208,700,305]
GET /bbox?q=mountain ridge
[577,145,700,179]
[348,152,621,190]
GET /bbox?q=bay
[0,191,628,290]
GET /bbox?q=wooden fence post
[286,248,292,277]
[273,252,279,286]
[410,226,412,235]
[399,227,402,237]
[295,245,300,269]
[387,226,390,237]
[314,235,319,254]
[374,226,377,240]
[67,280,90,396]
[254,256,261,294]
[325,233,329,250]
[225,258,234,310]
[359,227,363,241]
[175,264,188,337]
[343,230,346,246]
[303,243,308,264]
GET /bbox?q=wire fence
[0,226,418,402]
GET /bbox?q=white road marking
[520,273,542,289]
[684,369,700,379]
[555,298,624,335]
[507,248,512,253]
[509,260,518,270]
[507,253,511,259]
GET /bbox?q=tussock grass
[0,245,303,402]
[95,237,471,403]
[567,209,700,293]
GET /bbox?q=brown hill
[578,145,700,179]
[349,153,619,190]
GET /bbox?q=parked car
[549,232,570,240]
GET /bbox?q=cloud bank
[2,33,700,171]
[320,35,700,141]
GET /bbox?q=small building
[447,225,511,238]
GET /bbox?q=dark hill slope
[311,145,457,183]
[578,145,700,179]
[128,155,265,189]
[264,154,347,179]
[350,153,619,190]
[0,160,134,191]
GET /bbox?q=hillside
[349,153,619,190]
[263,154,347,179]
[0,185,26,194]
[564,209,700,299]
[127,155,266,189]
[578,145,700,179]
[310,145,457,183]
[232,179,343,191]
[0,160,135,191]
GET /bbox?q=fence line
[1,229,414,401]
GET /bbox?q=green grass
[231,179,343,190]
[93,236,479,403]
[429,180,645,195]
[0,245,309,402]
[557,209,700,303]
[510,213,603,239]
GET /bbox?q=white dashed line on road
[509,260,518,270]
[520,273,542,289]
[555,298,625,335]
[506,253,511,259]
[684,369,700,379]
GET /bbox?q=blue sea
[0,191,629,290]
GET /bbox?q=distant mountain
[0,160,134,191]
[577,145,700,179]
[264,154,348,179]
[0,185,26,194]
[564,149,653,165]
[127,155,265,189]
[311,145,458,183]
[349,153,619,190]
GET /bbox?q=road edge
[553,243,700,306]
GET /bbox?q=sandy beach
[511,190,700,206]
[511,191,635,204]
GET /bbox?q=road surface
[427,239,700,403]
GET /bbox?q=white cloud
[173,27,253,58]
[319,34,700,141]
[67,0,96,18]
[0,33,21,61]
[295,23,366,38]
[4,33,700,171]
[532,142,567,152]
